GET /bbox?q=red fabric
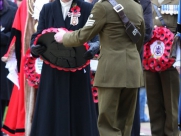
[2,0,28,135]
[90,72,98,103]
[2,79,25,136]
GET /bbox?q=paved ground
[140,122,151,136]
[3,104,181,136]
[140,105,151,136]
[140,105,181,136]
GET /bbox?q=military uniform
[144,0,180,135]
[62,0,145,135]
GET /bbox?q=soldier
[54,0,145,135]
[143,0,180,135]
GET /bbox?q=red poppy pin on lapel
[68,4,81,26]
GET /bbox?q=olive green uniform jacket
[63,0,145,88]
[151,0,178,32]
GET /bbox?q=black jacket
[140,0,153,44]
[0,0,17,100]
[139,0,153,59]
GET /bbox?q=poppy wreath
[33,27,90,72]
[142,26,175,72]
[24,49,41,88]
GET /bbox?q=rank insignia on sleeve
[89,14,93,18]
[85,19,95,27]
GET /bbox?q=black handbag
[108,0,141,43]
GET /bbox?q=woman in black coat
[29,0,99,136]
[0,0,17,135]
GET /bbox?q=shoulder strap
[107,0,129,26]
[107,0,141,43]
[153,4,167,27]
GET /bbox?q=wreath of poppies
[33,27,90,72]
[24,49,41,88]
[143,26,175,72]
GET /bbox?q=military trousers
[144,67,180,136]
[97,87,138,136]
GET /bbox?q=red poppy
[142,60,149,70]
[159,57,166,67]
[71,5,81,14]
[160,33,165,40]
[24,49,40,88]
[155,61,162,72]
[148,58,157,68]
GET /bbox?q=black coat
[0,1,17,100]
[30,0,99,136]
[139,0,153,59]
[140,0,153,44]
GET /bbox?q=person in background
[29,0,99,135]
[139,87,149,122]
[54,0,145,135]
[131,0,153,135]
[144,0,180,135]
[0,0,17,135]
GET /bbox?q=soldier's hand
[31,44,46,58]
[54,29,67,43]
[84,41,100,60]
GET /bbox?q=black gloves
[30,44,46,58]
[83,41,100,60]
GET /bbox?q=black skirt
[30,63,99,136]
